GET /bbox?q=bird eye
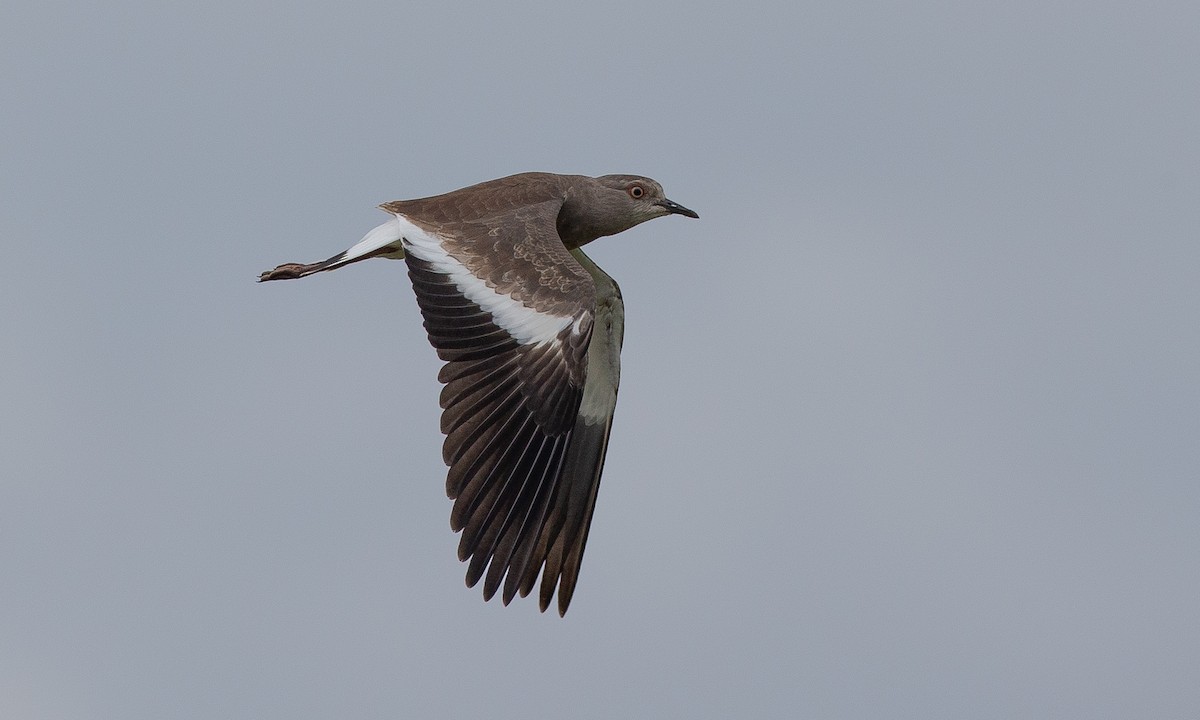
[628,185,644,199]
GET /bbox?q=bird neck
[557,184,638,248]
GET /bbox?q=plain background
[3,2,1198,718]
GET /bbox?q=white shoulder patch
[395,213,574,346]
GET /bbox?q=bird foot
[258,262,316,282]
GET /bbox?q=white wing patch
[395,213,574,347]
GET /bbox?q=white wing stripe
[396,213,573,346]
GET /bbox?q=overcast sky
[3,1,1198,718]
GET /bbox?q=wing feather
[399,212,607,612]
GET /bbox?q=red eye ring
[629,185,644,199]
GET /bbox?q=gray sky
[3,1,1198,718]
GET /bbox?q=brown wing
[521,248,624,615]
[399,202,603,611]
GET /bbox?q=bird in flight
[259,172,698,614]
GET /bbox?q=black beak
[657,198,700,219]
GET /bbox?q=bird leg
[258,261,324,282]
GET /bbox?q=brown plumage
[260,172,698,614]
